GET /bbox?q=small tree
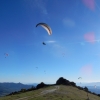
[31,86,35,90]
[97,94,100,96]
[56,77,70,85]
[27,86,36,91]
[70,82,76,87]
[20,88,26,92]
[36,82,45,89]
[84,86,89,92]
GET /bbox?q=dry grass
[0,85,99,100]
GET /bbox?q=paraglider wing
[78,77,82,84]
[36,23,52,35]
[78,77,82,79]
[6,53,8,56]
[4,53,9,58]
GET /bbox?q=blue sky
[0,0,100,84]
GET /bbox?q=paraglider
[43,42,46,45]
[78,77,82,79]
[36,23,52,35]
[36,22,52,45]
[78,77,82,84]
[36,67,38,69]
[4,53,9,58]
[62,53,65,57]
[44,70,46,74]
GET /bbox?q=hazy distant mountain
[85,82,100,86]
[0,82,34,97]
[76,82,100,86]
[26,83,38,87]
[76,82,100,94]
[87,86,100,94]
[26,83,53,87]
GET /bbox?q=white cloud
[46,40,56,43]
[63,18,75,27]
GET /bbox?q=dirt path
[15,86,60,100]
[41,89,57,95]
[41,86,60,95]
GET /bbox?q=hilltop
[0,77,100,100]
[0,85,100,100]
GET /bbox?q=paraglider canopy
[44,70,46,74]
[4,53,9,58]
[36,67,38,69]
[36,23,52,35]
[78,77,82,84]
[78,77,82,79]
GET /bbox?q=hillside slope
[0,85,100,100]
